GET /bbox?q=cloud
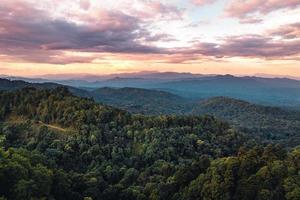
[0,48,100,65]
[79,0,90,10]
[132,1,183,20]
[268,23,300,39]
[0,0,165,64]
[225,0,300,22]
[239,17,263,24]
[0,0,299,65]
[163,32,300,64]
[142,33,177,42]
[120,32,300,64]
[191,0,217,6]
[189,35,300,59]
[147,2,182,18]
[0,67,10,72]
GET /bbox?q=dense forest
[192,97,300,147]
[90,87,190,115]
[2,78,300,147]
[0,87,299,199]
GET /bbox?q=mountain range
[1,77,300,146]
[0,76,300,199]
[2,86,293,200]
[2,72,300,108]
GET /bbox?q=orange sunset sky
[0,0,299,77]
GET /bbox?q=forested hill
[0,87,299,200]
[0,78,62,91]
[90,87,189,115]
[0,78,90,98]
[153,75,300,107]
[0,87,246,157]
[192,97,300,147]
[1,78,300,148]
[0,87,246,199]
[194,96,300,119]
[0,78,190,115]
[3,74,300,108]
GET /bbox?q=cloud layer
[226,0,300,20]
[0,0,168,64]
[0,0,299,66]
[191,0,217,6]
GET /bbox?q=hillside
[90,87,189,115]
[3,74,300,108]
[0,78,59,90]
[155,75,300,107]
[0,78,91,98]
[0,78,191,115]
[1,78,299,147]
[0,88,299,200]
[0,87,258,200]
[46,74,300,108]
[192,97,300,146]
[89,86,300,147]
[90,75,300,108]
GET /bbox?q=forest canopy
[0,87,299,200]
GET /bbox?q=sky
[0,0,299,77]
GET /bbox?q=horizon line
[1,70,300,81]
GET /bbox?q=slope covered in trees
[0,87,299,200]
[192,97,300,147]
[90,87,190,115]
[0,87,247,199]
[3,74,300,108]
[0,78,90,98]
[0,78,191,115]
[1,78,300,148]
[153,75,300,108]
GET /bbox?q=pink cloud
[118,32,300,64]
[0,0,299,65]
[191,0,217,6]
[132,1,183,20]
[189,35,300,59]
[268,23,300,39]
[239,17,263,24]
[0,1,167,64]
[79,0,90,10]
[226,0,300,19]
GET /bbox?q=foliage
[0,88,298,199]
[192,97,300,147]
